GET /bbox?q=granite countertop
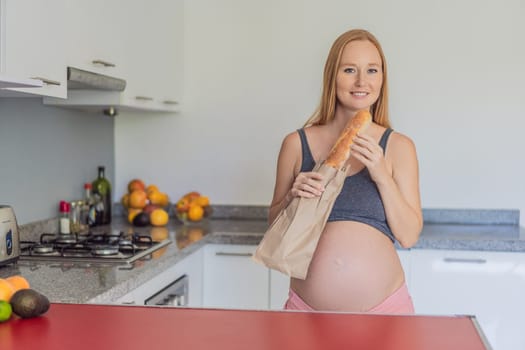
[1,207,524,305]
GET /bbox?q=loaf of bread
[325,110,372,169]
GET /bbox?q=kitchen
[1,0,525,349]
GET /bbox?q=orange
[156,193,169,207]
[129,190,148,209]
[5,276,30,292]
[150,208,169,226]
[188,205,204,221]
[127,208,142,224]
[146,184,159,196]
[183,191,201,202]
[121,193,130,208]
[195,195,210,207]
[0,279,15,302]
[148,191,164,206]
[128,179,146,193]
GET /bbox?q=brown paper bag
[252,162,347,280]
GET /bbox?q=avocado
[10,289,50,318]
[133,212,150,227]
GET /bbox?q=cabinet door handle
[163,100,179,105]
[31,77,61,86]
[443,258,487,264]
[215,252,253,257]
[135,96,154,101]
[92,59,116,67]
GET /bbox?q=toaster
[0,205,20,266]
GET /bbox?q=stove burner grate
[19,230,170,263]
[32,244,56,255]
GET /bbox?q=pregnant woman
[268,29,423,314]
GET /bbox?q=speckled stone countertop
[1,207,524,304]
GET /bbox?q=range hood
[66,67,126,91]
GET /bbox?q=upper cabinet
[62,0,126,79]
[117,1,183,112]
[43,0,183,113]
[1,0,183,112]
[0,0,67,98]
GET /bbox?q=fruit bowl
[174,205,213,225]
[173,192,212,225]
[125,205,172,227]
[123,203,171,216]
[121,179,173,227]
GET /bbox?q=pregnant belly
[290,221,405,312]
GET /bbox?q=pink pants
[284,283,415,315]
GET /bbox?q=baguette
[325,110,372,169]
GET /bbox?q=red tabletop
[0,303,489,350]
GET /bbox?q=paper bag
[252,162,347,279]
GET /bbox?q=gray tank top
[297,128,395,243]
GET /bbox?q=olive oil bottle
[92,166,112,225]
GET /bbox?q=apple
[176,198,190,213]
[143,204,160,214]
[128,179,146,193]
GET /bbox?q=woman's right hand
[289,171,325,198]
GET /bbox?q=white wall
[0,98,114,224]
[115,0,525,223]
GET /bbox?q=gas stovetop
[19,231,171,264]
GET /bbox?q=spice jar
[59,201,71,235]
[70,201,82,234]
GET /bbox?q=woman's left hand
[350,133,391,184]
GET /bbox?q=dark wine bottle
[92,166,112,225]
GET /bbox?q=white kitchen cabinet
[117,0,183,112]
[45,0,182,112]
[116,247,204,307]
[202,244,269,310]
[0,0,67,98]
[269,269,289,310]
[397,249,411,290]
[63,0,125,79]
[410,249,525,350]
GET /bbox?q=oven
[145,275,189,307]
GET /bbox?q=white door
[203,244,269,309]
[411,249,525,350]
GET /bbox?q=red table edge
[38,303,496,349]
[467,315,493,350]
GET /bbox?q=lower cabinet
[410,249,525,350]
[115,242,525,349]
[116,248,204,307]
[269,270,290,310]
[202,244,290,310]
[202,244,269,309]
[397,249,411,290]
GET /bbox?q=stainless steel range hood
[67,67,126,91]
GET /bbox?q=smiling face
[335,40,383,114]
